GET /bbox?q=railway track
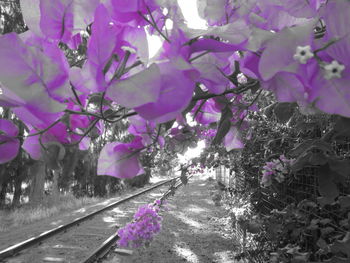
[0,176,190,263]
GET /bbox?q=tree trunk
[60,148,79,191]
[0,182,8,206]
[29,161,46,206]
[12,169,25,207]
[50,169,60,203]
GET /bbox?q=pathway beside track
[0,179,177,263]
[104,174,239,263]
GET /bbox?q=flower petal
[107,64,161,108]
[0,137,20,164]
[97,142,143,178]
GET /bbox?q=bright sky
[147,0,207,58]
[146,1,207,163]
[177,0,207,29]
[178,140,205,164]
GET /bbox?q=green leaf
[295,122,318,133]
[320,226,334,237]
[309,152,328,166]
[331,232,350,258]
[291,252,309,263]
[317,238,328,249]
[317,165,339,203]
[324,257,350,263]
[339,195,350,209]
[289,139,332,158]
[291,151,313,172]
[317,196,335,206]
[334,116,350,138]
[212,106,233,145]
[329,159,350,177]
[273,102,296,123]
[289,140,315,157]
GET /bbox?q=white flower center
[324,60,345,80]
[293,45,314,64]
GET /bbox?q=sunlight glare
[146,31,163,59]
[178,140,205,164]
[173,243,200,263]
[147,1,207,59]
[177,0,207,29]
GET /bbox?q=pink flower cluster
[261,155,295,187]
[117,202,162,248]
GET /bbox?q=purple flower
[97,137,144,178]
[85,4,120,92]
[22,123,69,160]
[134,61,197,123]
[109,0,158,26]
[223,127,244,151]
[117,203,162,248]
[21,0,99,43]
[0,119,20,164]
[197,0,233,26]
[128,115,157,146]
[258,20,316,81]
[107,64,161,108]
[0,32,69,125]
[40,0,74,43]
[192,99,221,125]
[66,33,83,50]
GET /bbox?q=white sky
[146,2,207,163]
[177,0,207,29]
[178,140,205,164]
[147,0,207,58]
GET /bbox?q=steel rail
[81,175,193,263]
[0,177,179,261]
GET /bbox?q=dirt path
[106,175,239,263]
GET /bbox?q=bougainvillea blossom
[1,0,349,175]
[134,61,197,123]
[259,20,316,81]
[85,3,120,92]
[117,202,162,248]
[128,115,158,146]
[0,33,69,114]
[22,123,69,160]
[21,0,99,43]
[109,0,159,26]
[223,126,244,152]
[107,63,161,108]
[39,0,74,43]
[0,119,20,164]
[192,99,221,125]
[97,137,144,178]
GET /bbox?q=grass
[0,175,171,233]
[0,193,102,232]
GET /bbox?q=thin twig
[138,9,170,43]
[70,84,84,107]
[189,51,211,62]
[69,118,100,146]
[193,99,207,121]
[17,118,62,138]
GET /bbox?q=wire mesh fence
[213,140,350,262]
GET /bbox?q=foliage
[0,193,101,232]
[2,0,347,179]
[2,0,350,259]
[218,103,350,262]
